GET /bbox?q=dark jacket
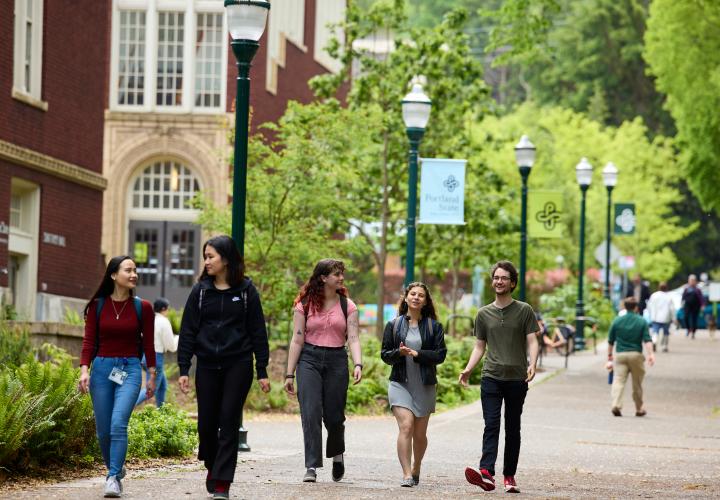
[177,277,269,379]
[380,315,447,385]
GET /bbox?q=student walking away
[682,274,704,339]
[284,259,363,483]
[608,297,655,417]
[135,297,179,407]
[646,282,675,352]
[381,282,447,487]
[77,256,155,498]
[459,261,539,494]
[177,235,270,500]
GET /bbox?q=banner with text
[528,190,565,238]
[418,158,466,225]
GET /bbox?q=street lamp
[575,157,593,351]
[401,82,431,287]
[602,162,618,299]
[225,0,270,257]
[225,0,270,452]
[514,135,536,302]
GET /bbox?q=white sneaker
[104,475,122,498]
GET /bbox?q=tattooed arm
[284,309,306,395]
[346,310,363,384]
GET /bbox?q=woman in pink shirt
[284,259,363,483]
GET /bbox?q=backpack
[93,296,144,360]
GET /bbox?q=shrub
[127,405,198,458]
[63,307,84,326]
[0,325,33,367]
[245,382,289,412]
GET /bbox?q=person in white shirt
[646,282,675,352]
[136,297,179,406]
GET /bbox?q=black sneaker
[303,468,317,483]
[332,459,345,482]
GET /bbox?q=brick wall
[1,162,105,299]
[0,0,110,174]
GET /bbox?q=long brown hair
[294,259,348,313]
[397,281,437,320]
[84,255,136,318]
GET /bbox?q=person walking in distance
[77,256,155,498]
[459,261,539,494]
[381,282,447,487]
[646,282,675,352]
[284,259,363,483]
[682,274,704,339]
[177,235,271,500]
[608,297,655,417]
[136,297,178,407]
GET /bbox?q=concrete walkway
[11,330,720,499]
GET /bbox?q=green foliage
[0,325,33,367]
[63,307,84,326]
[539,283,615,338]
[471,102,693,284]
[127,405,198,458]
[644,0,720,213]
[0,347,96,470]
[245,380,289,412]
[166,307,182,334]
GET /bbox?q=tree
[313,1,499,336]
[644,0,720,213]
[470,103,694,282]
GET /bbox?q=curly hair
[397,282,437,320]
[294,259,348,314]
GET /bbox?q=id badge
[109,366,129,385]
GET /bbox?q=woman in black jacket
[177,235,270,500]
[381,282,446,487]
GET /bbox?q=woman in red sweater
[78,255,155,498]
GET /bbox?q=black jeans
[297,344,349,468]
[479,377,528,477]
[684,306,699,333]
[195,360,253,482]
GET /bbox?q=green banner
[529,190,564,238]
[614,203,636,235]
[133,242,148,263]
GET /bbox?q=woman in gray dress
[381,282,447,487]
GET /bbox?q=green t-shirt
[608,312,651,353]
[474,300,538,381]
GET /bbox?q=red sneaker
[465,467,495,491]
[504,475,520,493]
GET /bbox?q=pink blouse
[294,298,357,347]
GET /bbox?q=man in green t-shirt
[608,297,655,417]
[459,261,539,494]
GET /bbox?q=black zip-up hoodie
[177,277,269,379]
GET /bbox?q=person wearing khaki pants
[608,297,655,417]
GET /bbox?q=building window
[13,0,44,101]
[111,1,227,113]
[118,11,147,106]
[9,193,23,230]
[131,161,200,210]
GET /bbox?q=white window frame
[12,0,46,109]
[127,159,202,222]
[110,0,228,114]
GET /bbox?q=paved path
[10,330,720,499]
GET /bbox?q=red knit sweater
[80,298,156,367]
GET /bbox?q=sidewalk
[10,330,720,499]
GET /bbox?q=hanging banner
[528,190,564,238]
[418,158,466,225]
[614,203,636,235]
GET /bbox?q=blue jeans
[135,353,167,407]
[89,357,142,477]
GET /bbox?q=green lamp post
[602,162,618,299]
[225,0,270,257]
[225,0,270,452]
[401,82,432,288]
[514,135,536,302]
[575,157,593,351]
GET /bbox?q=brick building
[1,0,347,317]
[0,0,110,320]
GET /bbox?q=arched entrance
[127,160,201,307]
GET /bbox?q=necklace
[110,298,129,320]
